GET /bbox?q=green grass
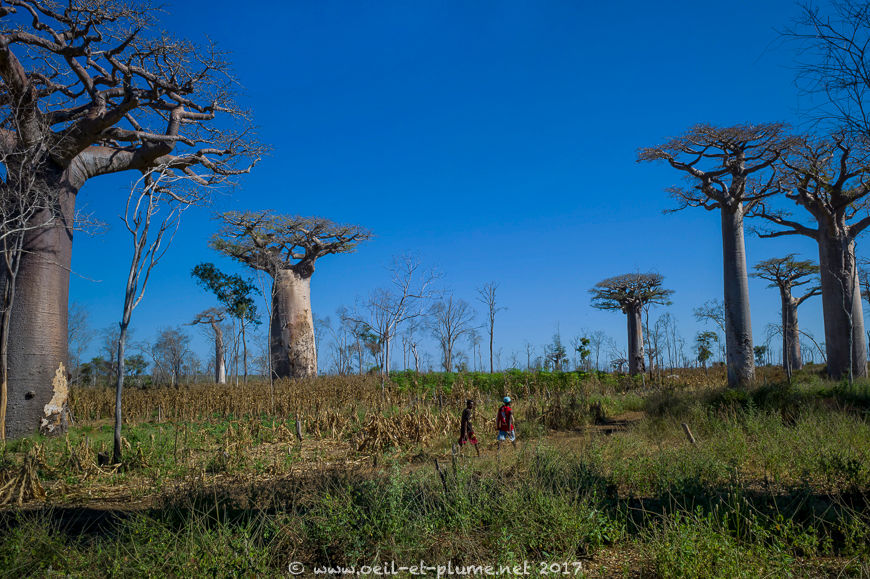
[3,370,870,576]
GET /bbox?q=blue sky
[70,0,836,370]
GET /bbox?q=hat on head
[503,396,511,404]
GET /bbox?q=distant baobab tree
[755,134,870,380]
[590,273,673,376]
[211,211,372,379]
[639,123,794,387]
[0,1,262,437]
[191,308,228,385]
[751,255,820,374]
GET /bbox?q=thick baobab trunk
[3,182,74,438]
[626,306,645,376]
[780,293,802,372]
[817,228,867,379]
[270,269,317,378]
[721,206,755,387]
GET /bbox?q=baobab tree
[191,308,228,384]
[751,255,820,374]
[0,131,58,439]
[639,124,793,387]
[0,1,261,437]
[590,273,673,376]
[211,211,371,379]
[754,135,869,380]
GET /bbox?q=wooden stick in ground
[681,423,696,444]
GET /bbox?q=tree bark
[213,322,226,384]
[113,322,128,465]
[626,306,645,376]
[3,179,74,438]
[270,269,317,378]
[780,292,803,372]
[817,226,867,379]
[721,205,755,387]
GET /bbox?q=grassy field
[1,368,869,577]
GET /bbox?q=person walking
[496,396,516,449]
[458,399,480,456]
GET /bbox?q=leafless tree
[751,255,820,374]
[476,281,505,373]
[587,330,608,371]
[0,1,262,437]
[694,298,727,363]
[693,298,726,335]
[788,1,870,137]
[113,167,200,462]
[590,273,673,376]
[66,301,91,385]
[639,124,794,386]
[150,327,190,388]
[429,294,476,373]
[753,134,870,379]
[191,308,228,384]
[210,211,371,379]
[346,255,439,379]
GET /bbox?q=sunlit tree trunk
[270,269,317,378]
[627,307,645,376]
[4,180,74,438]
[721,205,755,387]
[817,225,867,379]
[781,294,803,372]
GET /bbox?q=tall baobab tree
[751,255,820,374]
[0,130,58,439]
[476,282,505,373]
[210,211,371,379]
[639,124,793,387]
[590,273,673,376]
[754,135,870,380]
[0,1,261,437]
[191,308,228,384]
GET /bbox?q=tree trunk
[780,292,803,372]
[270,269,317,378]
[241,319,248,384]
[720,205,755,387]
[3,182,74,438]
[489,322,494,373]
[626,306,645,376]
[817,228,867,379]
[113,322,128,465]
[213,323,226,384]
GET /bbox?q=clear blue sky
[70,0,835,370]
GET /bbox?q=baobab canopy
[590,273,673,376]
[0,0,262,438]
[210,211,372,379]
